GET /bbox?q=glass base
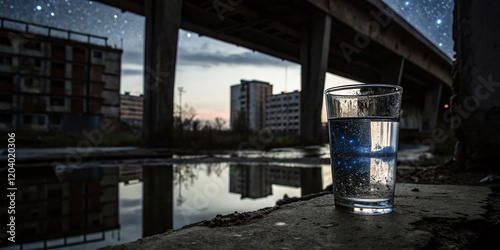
[335,197,393,215]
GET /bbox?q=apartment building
[0,17,122,132]
[265,90,300,135]
[120,92,143,128]
[230,79,272,131]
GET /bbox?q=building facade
[230,79,272,131]
[0,17,122,132]
[265,90,300,135]
[120,92,143,128]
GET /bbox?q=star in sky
[384,0,454,57]
[0,0,456,121]
[0,0,144,50]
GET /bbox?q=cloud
[123,50,144,65]
[121,46,289,69]
[122,68,143,76]
[177,47,286,67]
[121,198,142,208]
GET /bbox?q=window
[23,115,32,125]
[92,50,103,59]
[51,62,65,70]
[24,41,42,51]
[50,115,62,125]
[0,114,12,123]
[51,44,65,60]
[0,36,10,46]
[0,75,13,84]
[0,94,12,103]
[50,97,65,106]
[0,56,12,65]
[33,115,46,125]
[73,47,86,62]
[24,77,38,87]
[51,80,64,88]
[71,99,84,113]
[73,65,86,80]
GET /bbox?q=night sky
[0,0,143,48]
[384,0,454,57]
[0,0,455,121]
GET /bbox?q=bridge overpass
[96,0,453,146]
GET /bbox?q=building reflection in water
[0,163,323,249]
[0,166,120,249]
[229,164,323,199]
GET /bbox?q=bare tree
[192,119,201,132]
[214,117,226,131]
[202,120,213,131]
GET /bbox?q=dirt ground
[397,159,500,249]
[397,159,500,186]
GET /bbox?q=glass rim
[324,83,403,97]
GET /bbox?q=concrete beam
[143,0,181,147]
[180,2,301,63]
[306,0,452,87]
[300,13,332,144]
[381,57,405,85]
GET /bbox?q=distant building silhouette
[230,79,272,131]
[0,17,122,132]
[120,92,143,128]
[265,90,301,135]
[229,80,301,135]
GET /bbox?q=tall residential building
[230,79,272,131]
[0,17,122,132]
[265,90,301,135]
[120,92,143,128]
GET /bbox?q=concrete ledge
[104,183,498,249]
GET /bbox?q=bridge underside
[97,0,453,145]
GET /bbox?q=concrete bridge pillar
[453,0,500,170]
[300,167,323,196]
[143,0,182,147]
[300,13,332,144]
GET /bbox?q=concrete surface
[103,183,499,250]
